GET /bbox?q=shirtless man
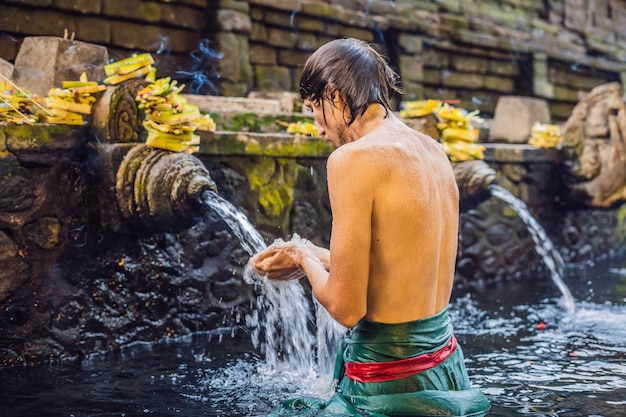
[251,38,490,416]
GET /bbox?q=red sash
[344,334,458,383]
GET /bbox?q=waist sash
[344,334,458,383]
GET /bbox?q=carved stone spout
[560,82,626,208]
[115,145,218,232]
[90,78,148,144]
[452,160,497,212]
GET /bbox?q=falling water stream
[488,185,576,313]
[1,190,625,416]
[201,191,344,379]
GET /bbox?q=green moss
[3,123,86,150]
[248,157,298,218]
[244,135,333,158]
[207,112,315,134]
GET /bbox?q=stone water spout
[451,160,497,212]
[113,144,217,232]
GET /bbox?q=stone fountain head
[115,144,218,233]
[452,160,497,212]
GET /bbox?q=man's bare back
[252,107,459,327]
[340,115,459,323]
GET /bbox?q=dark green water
[1,255,625,417]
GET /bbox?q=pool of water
[1,256,625,417]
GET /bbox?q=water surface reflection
[1,256,625,417]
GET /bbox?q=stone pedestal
[489,96,551,143]
[12,36,108,96]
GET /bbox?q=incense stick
[0,73,53,116]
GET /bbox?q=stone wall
[1,0,626,119]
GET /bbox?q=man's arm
[301,147,374,328]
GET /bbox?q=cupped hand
[250,241,306,281]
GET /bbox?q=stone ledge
[197,130,333,157]
[483,143,560,163]
[183,94,282,113]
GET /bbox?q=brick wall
[1,0,625,119]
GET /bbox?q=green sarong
[269,307,490,416]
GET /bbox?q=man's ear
[332,90,352,122]
[332,90,344,107]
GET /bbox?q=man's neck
[345,103,390,143]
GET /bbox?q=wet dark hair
[299,38,404,126]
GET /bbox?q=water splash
[201,190,340,377]
[489,184,576,313]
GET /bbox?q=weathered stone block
[249,43,277,65]
[488,59,520,76]
[286,14,325,33]
[54,0,101,13]
[549,67,607,90]
[246,91,298,112]
[364,0,398,15]
[451,55,489,74]
[441,13,471,30]
[163,4,209,30]
[489,96,551,143]
[219,80,250,97]
[75,17,112,45]
[3,8,76,38]
[110,22,202,53]
[398,54,423,82]
[217,9,252,32]
[484,75,514,92]
[292,66,304,89]
[250,6,264,20]
[548,101,575,121]
[102,0,161,22]
[12,37,108,96]
[552,85,584,102]
[534,78,555,99]
[277,49,311,67]
[262,10,292,28]
[267,27,299,48]
[251,22,268,41]
[301,2,338,20]
[563,0,588,32]
[0,58,12,80]
[217,0,250,13]
[422,48,450,69]
[249,0,300,12]
[400,80,424,102]
[332,25,374,42]
[438,0,462,13]
[216,33,252,86]
[296,32,318,51]
[422,68,441,84]
[441,71,484,89]
[386,14,415,32]
[11,0,51,5]
[255,65,292,91]
[183,94,282,113]
[456,29,499,49]
[398,34,423,55]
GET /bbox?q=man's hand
[250,241,306,281]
